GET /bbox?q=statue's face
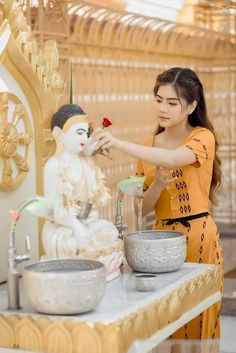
[63,121,89,154]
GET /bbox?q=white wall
[0,65,39,283]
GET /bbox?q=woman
[94,67,223,351]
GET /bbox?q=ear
[52,126,63,139]
[188,100,197,115]
[52,126,64,155]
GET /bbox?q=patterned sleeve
[184,128,215,167]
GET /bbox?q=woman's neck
[164,121,193,143]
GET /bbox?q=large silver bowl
[22,259,106,315]
[124,230,186,273]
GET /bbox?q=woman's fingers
[92,127,103,136]
[92,129,115,149]
[92,129,107,144]
[92,128,104,142]
[156,167,177,184]
[167,176,178,183]
[96,137,112,149]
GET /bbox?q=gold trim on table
[0,265,222,353]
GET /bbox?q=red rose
[102,117,112,128]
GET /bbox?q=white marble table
[0,263,222,353]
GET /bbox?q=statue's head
[51,104,89,154]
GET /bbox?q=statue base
[41,240,124,282]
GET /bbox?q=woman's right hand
[92,128,120,150]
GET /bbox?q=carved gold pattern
[0,122,18,157]
[15,317,43,351]
[45,0,67,24]
[43,321,74,353]
[0,0,67,196]
[0,266,222,353]
[0,92,32,191]
[72,324,103,353]
[0,315,14,348]
[78,239,123,259]
[0,1,66,100]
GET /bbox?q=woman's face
[155,84,190,128]
[63,121,89,154]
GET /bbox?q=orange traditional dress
[136,127,223,345]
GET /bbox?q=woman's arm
[134,167,176,218]
[93,129,196,168]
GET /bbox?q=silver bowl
[135,274,157,291]
[124,230,186,273]
[23,259,106,315]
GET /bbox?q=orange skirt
[154,214,223,342]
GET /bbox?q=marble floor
[153,316,236,353]
[148,314,236,353]
[220,316,236,353]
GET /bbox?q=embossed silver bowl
[23,259,106,315]
[124,230,186,273]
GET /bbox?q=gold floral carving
[96,323,123,353]
[0,0,67,192]
[15,317,43,351]
[0,266,222,353]
[0,0,65,98]
[78,238,123,259]
[43,321,73,353]
[0,92,33,191]
[71,324,103,353]
[0,315,14,348]
[45,0,67,24]
[43,40,66,96]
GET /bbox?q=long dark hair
[153,67,221,204]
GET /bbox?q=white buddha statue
[37,104,123,280]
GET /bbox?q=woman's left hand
[155,166,177,185]
[92,128,120,150]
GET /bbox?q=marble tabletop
[0,262,217,321]
[0,262,222,353]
